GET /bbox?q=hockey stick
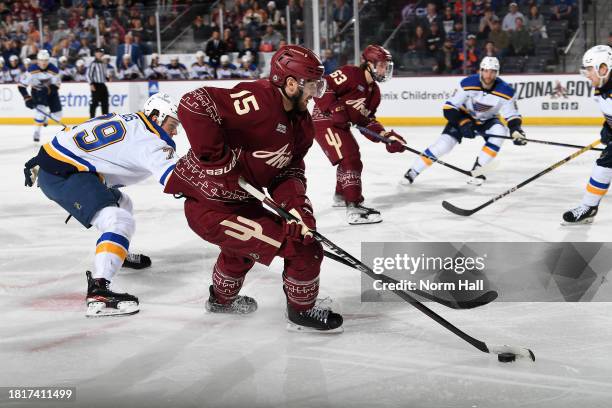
[322,249,498,309]
[443,139,602,217]
[356,125,493,178]
[239,177,534,361]
[488,134,604,152]
[35,107,68,129]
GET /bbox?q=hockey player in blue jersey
[401,57,527,186]
[23,93,180,317]
[563,45,612,224]
[18,50,63,142]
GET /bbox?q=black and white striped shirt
[87,59,108,84]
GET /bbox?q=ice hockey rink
[1,124,611,408]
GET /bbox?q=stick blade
[453,290,499,309]
[442,200,477,216]
[487,344,536,362]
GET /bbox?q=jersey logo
[162,147,175,160]
[346,98,371,117]
[275,123,287,134]
[473,101,494,112]
[252,143,293,168]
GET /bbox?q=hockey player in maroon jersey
[313,44,406,225]
[164,45,343,332]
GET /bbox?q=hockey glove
[359,120,385,143]
[283,197,316,245]
[600,123,612,146]
[24,156,39,187]
[511,128,528,146]
[384,130,406,153]
[459,120,476,139]
[330,104,350,129]
[24,96,34,109]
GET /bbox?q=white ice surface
[1,125,611,408]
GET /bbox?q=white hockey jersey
[40,112,176,188]
[19,63,61,90]
[594,81,612,127]
[444,74,521,123]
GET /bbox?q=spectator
[260,25,282,51]
[422,2,441,28]
[243,7,264,37]
[472,0,486,23]
[192,15,212,43]
[205,30,226,67]
[478,8,498,39]
[482,40,500,58]
[53,37,77,64]
[458,34,480,72]
[502,2,525,32]
[551,0,575,24]
[287,0,304,43]
[440,6,456,34]
[510,17,533,56]
[237,54,259,79]
[447,20,464,50]
[144,53,168,79]
[83,7,97,30]
[116,32,143,69]
[321,48,338,74]
[77,38,93,59]
[0,57,9,83]
[266,1,283,29]
[143,15,157,44]
[117,54,142,80]
[454,1,473,19]
[527,5,547,40]
[166,56,188,80]
[223,28,236,53]
[238,37,258,67]
[426,22,444,57]
[216,54,238,79]
[407,25,428,58]
[52,20,70,44]
[191,50,215,79]
[488,19,510,57]
[19,38,37,60]
[333,0,352,31]
[436,37,460,73]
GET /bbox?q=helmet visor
[301,78,327,99]
[373,60,394,82]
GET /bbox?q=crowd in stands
[397,0,580,74]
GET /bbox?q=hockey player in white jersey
[190,50,215,80]
[18,50,63,142]
[74,59,88,81]
[563,45,612,224]
[23,93,180,317]
[401,57,527,186]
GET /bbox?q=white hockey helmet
[220,54,230,65]
[103,54,110,61]
[76,59,85,67]
[24,57,32,67]
[0,56,4,66]
[37,49,50,61]
[9,55,19,62]
[143,92,179,127]
[480,56,500,72]
[195,50,205,59]
[580,45,612,87]
[59,55,68,64]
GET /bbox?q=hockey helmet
[269,45,326,98]
[76,59,85,67]
[143,92,179,127]
[581,45,612,87]
[37,49,50,61]
[195,50,205,59]
[480,56,500,72]
[59,55,68,64]
[362,45,393,82]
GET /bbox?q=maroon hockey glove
[330,103,350,129]
[384,130,406,153]
[360,121,385,143]
[282,197,316,245]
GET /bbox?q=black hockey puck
[498,352,516,363]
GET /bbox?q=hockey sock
[211,252,254,304]
[476,136,504,167]
[91,207,135,281]
[582,165,612,207]
[282,241,323,311]
[410,133,458,174]
[337,159,364,203]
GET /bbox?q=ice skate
[346,202,382,224]
[332,193,346,208]
[204,285,258,314]
[122,253,152,269]
[286,298,343,333]
[85,271,139,317]
[562,205,598,225]
[400,169,418,186]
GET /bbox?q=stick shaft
[491,134,604,151]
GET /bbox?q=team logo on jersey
[275,123,287,134]
[473,101,493,112]
[162,147,175,160]
[346,98,371,117]
[253,143,293,168]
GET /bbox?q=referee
[88,47,109,118]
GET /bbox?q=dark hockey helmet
[361,44,394,82]
[269,45,326,98]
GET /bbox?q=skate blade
[86,301,139,317]
[332,202,346,209]
[204,301,257,315]
[286,321,344,334]
[398,177,413,186]
[561,218,595,226]
[348,215,383,225]
[467,178,484,186]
